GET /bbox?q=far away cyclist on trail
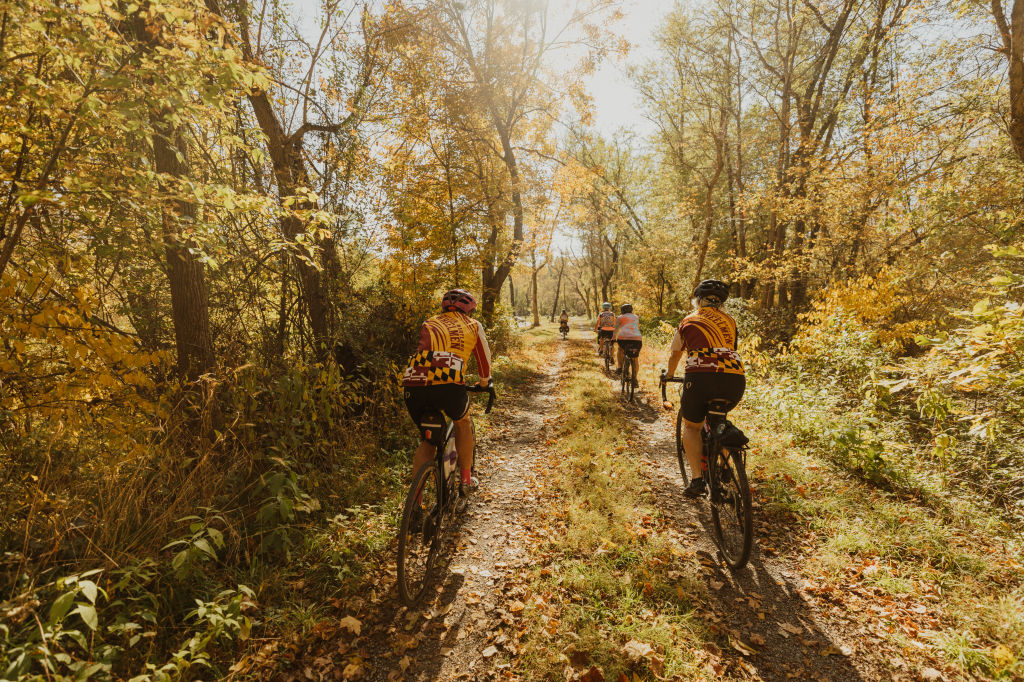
[401,289,492,497]
[663,279,745,498]
[613,302,642,383]
[559,308,570,333]
[594,302,616,356]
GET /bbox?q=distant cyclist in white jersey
[613,303,642,384]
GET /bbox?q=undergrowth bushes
[1,292,510,678]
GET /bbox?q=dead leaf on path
[482,645,498,658]
[648,654,665,676]
[622,639,654,660]
[821,644,853,657]
[779,622,803,635]
[750,633,766,646]
[339,616,362,636]
[509,599,526,613]
[729,637,756,657]
[342,658,365,680]
[709,579,724,590]
[920,668,944,681]
[579,666,605,682]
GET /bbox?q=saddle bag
[719,420,749,447]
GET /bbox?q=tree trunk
[993,0,1024,161]
[153,124,215,380]
[549,259,565,322]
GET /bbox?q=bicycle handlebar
[466,384,496,413]
[659,369,684,403]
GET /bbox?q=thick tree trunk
[153,124,215,380]
[549,259,565,322]
[993,0,1024,161]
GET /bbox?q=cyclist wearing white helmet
[663,279,745,498]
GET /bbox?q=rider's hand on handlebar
[478,377,492,388]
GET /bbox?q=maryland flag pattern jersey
[670,307,744,375]
[402,311,492,387]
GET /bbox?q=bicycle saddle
[705,398,734,425]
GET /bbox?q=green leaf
[75,604,98,631]
[49,590,77,627]
[193,537,216,559]
[79,580,99,604]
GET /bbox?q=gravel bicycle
[598,334,614,371]
[397,385,495,606]
[661,372,753,569]
[620,344,640,402]
[559,322,569,340]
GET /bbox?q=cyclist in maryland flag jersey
[594,302,616,356]
[402,289,492,496]
[663,280,745,498]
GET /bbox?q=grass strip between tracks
[513,336,719,681]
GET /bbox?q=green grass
[741,371,1024,680]
[514,337,714,681]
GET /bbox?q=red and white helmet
[441,288,477,314]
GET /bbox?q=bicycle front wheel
[709,448,753,570]
[674,409,690,485]
[397,461,444,606]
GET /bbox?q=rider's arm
[472,321,493,386]
[665,327,686,378]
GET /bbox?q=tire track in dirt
[356,339,567,681]
[616,348,898,681]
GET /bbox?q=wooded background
[1,0,1022,677]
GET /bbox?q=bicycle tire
[709,447,753,570]
[626,360,636,402]
[603,343,612,371]
[674,408,690,485]
[397,461,444,606]
[620,357,629,397]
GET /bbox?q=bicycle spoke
[709,449,753,569]
[397,463,444,606]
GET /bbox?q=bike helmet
[441,288,476,314]
[692,279,730,304]
[620,303,633,314]
[601,302,611,310]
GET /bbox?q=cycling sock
[461,468,473,486]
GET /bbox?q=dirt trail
[285,334,898,681]
[348,342,566,681]
[621,358,894,680]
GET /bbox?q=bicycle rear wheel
[603,343,612,371]
[620,357,630,398]
[674,409,690,485]
[622,358,630,401]
[397,461,444,606]
[709,448,753,570]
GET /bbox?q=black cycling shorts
[404,384,469,440]
[617,339,642,357]
[680,373,745,423]
[597,330,613,340]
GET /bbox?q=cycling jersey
[614,313,642,340]
[402,311,492,387]
[559,314,569,324]
[670,307,744,375]
[596,311,616,331]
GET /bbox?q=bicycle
[559,323,569,340]
[599,335,613,371]
[660,372,753,569]
[397,384,496,606]
[619,344,640,402]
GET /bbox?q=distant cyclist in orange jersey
[402,289,492,497]
[594,302,615,356]
[663,279,745,499]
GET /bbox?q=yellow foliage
[795,269,930,354]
